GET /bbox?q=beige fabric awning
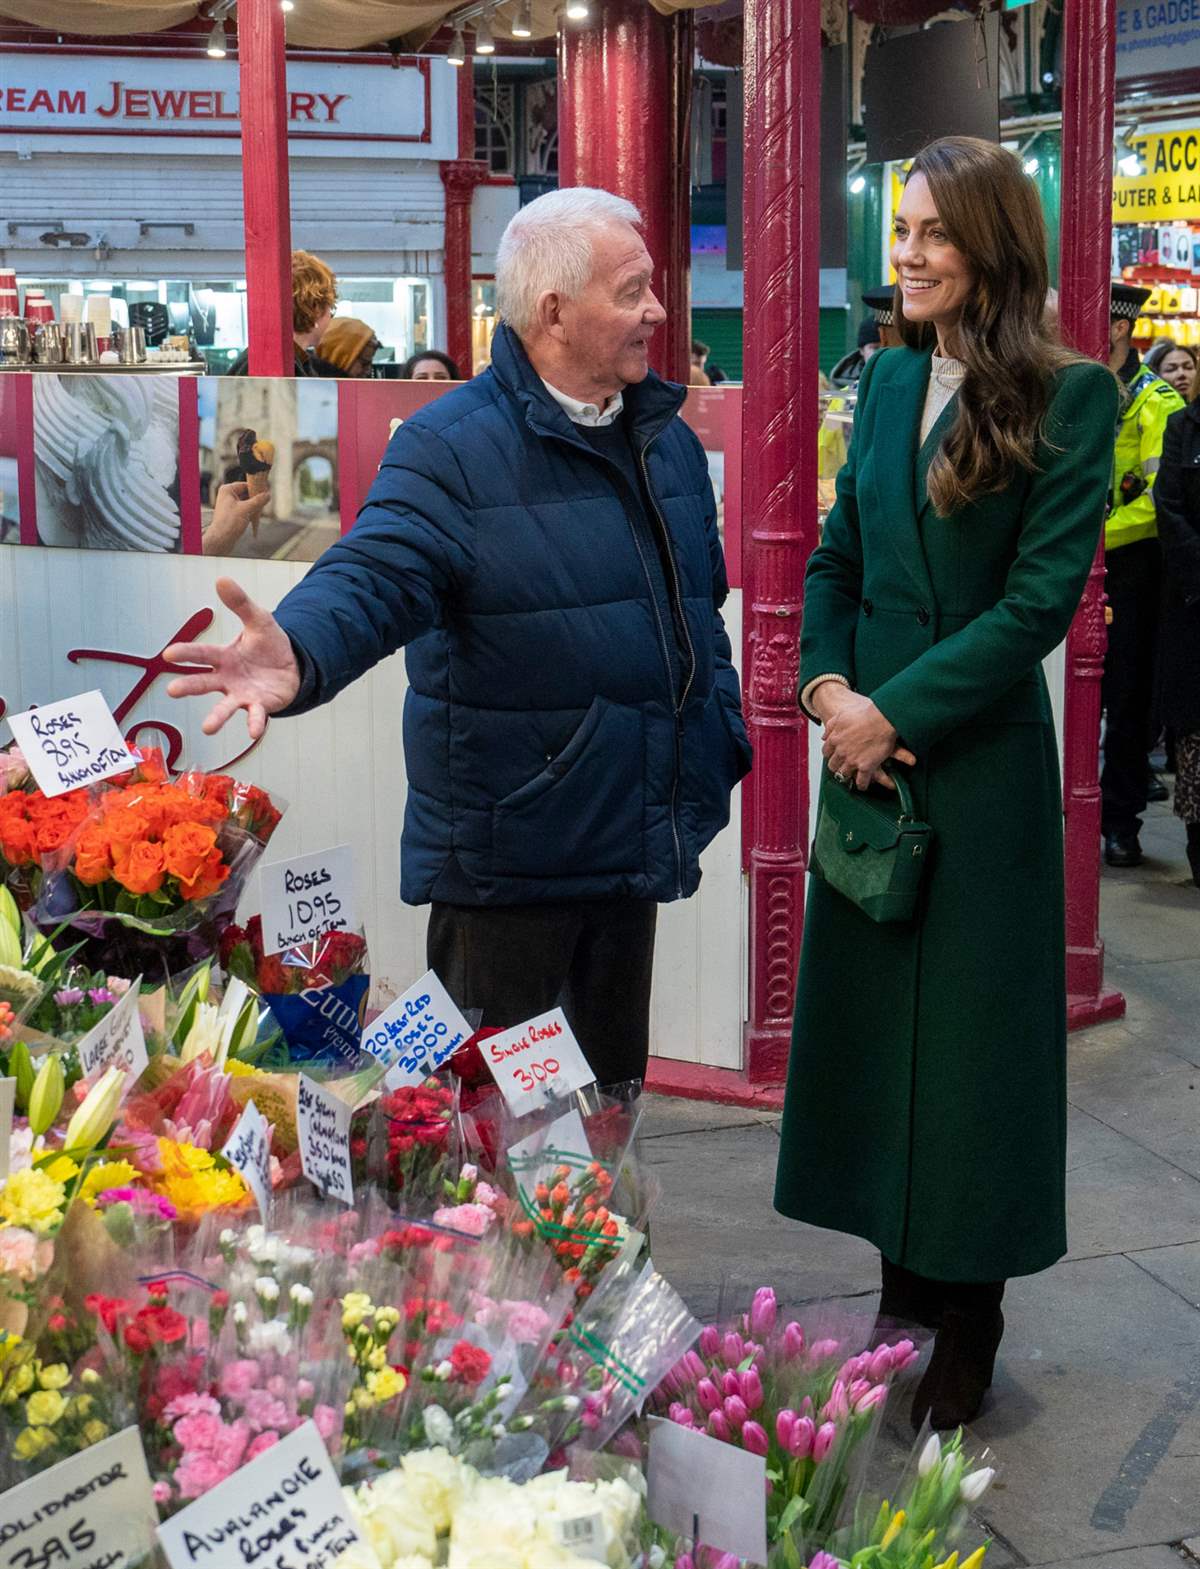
[0,0,711,49]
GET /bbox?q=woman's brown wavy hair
[895,136,1085,516]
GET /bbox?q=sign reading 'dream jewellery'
[0,51,456,159]
[156,1421,361,1569]
[7,689,137,798]
[0,1425,158,1569]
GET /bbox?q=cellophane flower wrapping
[357,1075,461,1213]
[646,1293,923,1563]
[497,1084,653,1304]
[0,746,85,910]
[29,751,285,982]
[795,1424,997,1569]
[518,1256,700,1460]
[81,1212,352,1516]
[220,914,371,1072]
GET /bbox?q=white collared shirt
[541,378,625,428]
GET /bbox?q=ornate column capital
[440,159,489,202]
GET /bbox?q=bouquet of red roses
[220,914,369,1069]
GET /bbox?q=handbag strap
[882,762,918,821]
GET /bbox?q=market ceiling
[0,0,719,50]
[0,0,988,50]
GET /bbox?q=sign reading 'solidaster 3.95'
[0,50,456,158]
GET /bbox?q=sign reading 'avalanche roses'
[6,688,137,798]
[258,844,357,956]
[76,975,148,1092]
[0,1424,158,1569]
[297,1074,355,1205]
[360,969,472,1086]
[222,1098,272,1221]
[484,1008,596,1114]
[156,1421,361,1569]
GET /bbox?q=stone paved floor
[642,795,1200,1568]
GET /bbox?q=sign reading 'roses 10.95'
[0,51,456,160]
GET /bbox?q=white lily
[179,1001,224,1065]
[918,1432,943,1477]
[63,1067,127,1155]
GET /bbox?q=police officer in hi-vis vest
[1102,282,1185,867]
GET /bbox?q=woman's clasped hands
[811,683,917,792]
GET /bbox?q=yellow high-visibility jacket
[1107,363,1185,553]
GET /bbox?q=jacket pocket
[491,697,645,877]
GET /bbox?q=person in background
[400,350,461,381]
[226,250,337,378]
[313,318,381,379]
[1146,363,1200,888]
[163,186,750,1090]
[1145,339,1197,399]
[830,284,902,385]
[691,339,727,385]
[1101,284,1185,867]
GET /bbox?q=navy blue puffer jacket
[274,323,751,907]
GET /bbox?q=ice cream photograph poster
[32,374,183,552]
[198,377,341,562]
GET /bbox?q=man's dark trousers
[1102,537,1162,838]
[427,898,657,1088]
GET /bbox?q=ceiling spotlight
[447,25,466,64]
[512,0,532,37]
[206,18,228,56]
[475,12,495,52]
[1118,151,1141,176]
[1023,156,1039,175]
[1117,126,1143,178]
[565,0,589,18]
[848,174,866,194]
[280,0,294,10]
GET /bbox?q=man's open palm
[165,577,301,739]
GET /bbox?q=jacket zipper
[640,435,697,900]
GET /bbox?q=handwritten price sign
[76,978,148,1095]
[222,1099,272,1221]
[360,970,472,1087]
[258,845,357,956]
[6,690,137,799]
[297,1075,354,1205]
[483,1008,595,1113]
[0,1426,158,1569]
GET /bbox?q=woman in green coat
[774,136,1119,1430]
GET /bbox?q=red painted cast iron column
[557,1,693,383]
[742,0,822,1080]
[238,0,293,376]
[441,64,486,377]
[1059,0,1125,1026]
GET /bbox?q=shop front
[0,43,457,367]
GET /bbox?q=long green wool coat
[774,343,1119,1282]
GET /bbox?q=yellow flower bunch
[147,1138,248,1223]
[78,1160,141,1207]
[0,1168,67,1235]
[6,1355,111,1467]
[340,1294,406,1450]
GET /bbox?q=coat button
[917,607,931,626]
[862,598,874,616]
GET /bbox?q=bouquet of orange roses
[32,750,284,980]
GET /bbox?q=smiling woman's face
[890,173,976,344]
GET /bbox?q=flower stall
[0,730,1001,1569]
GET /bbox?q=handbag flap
[825,784,905,853]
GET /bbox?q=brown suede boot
[909,1280,1005,1432]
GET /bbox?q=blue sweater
[274,323,751,906]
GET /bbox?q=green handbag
[812,765,933,923]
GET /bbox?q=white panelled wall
[0,549,747,1070]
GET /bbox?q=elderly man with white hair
[165,187,751,1086]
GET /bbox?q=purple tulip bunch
[652,1287,921,1557]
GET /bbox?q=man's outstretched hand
[165,577,301,739]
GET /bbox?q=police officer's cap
[1111,281,1152,320]
[863,285,896,327]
